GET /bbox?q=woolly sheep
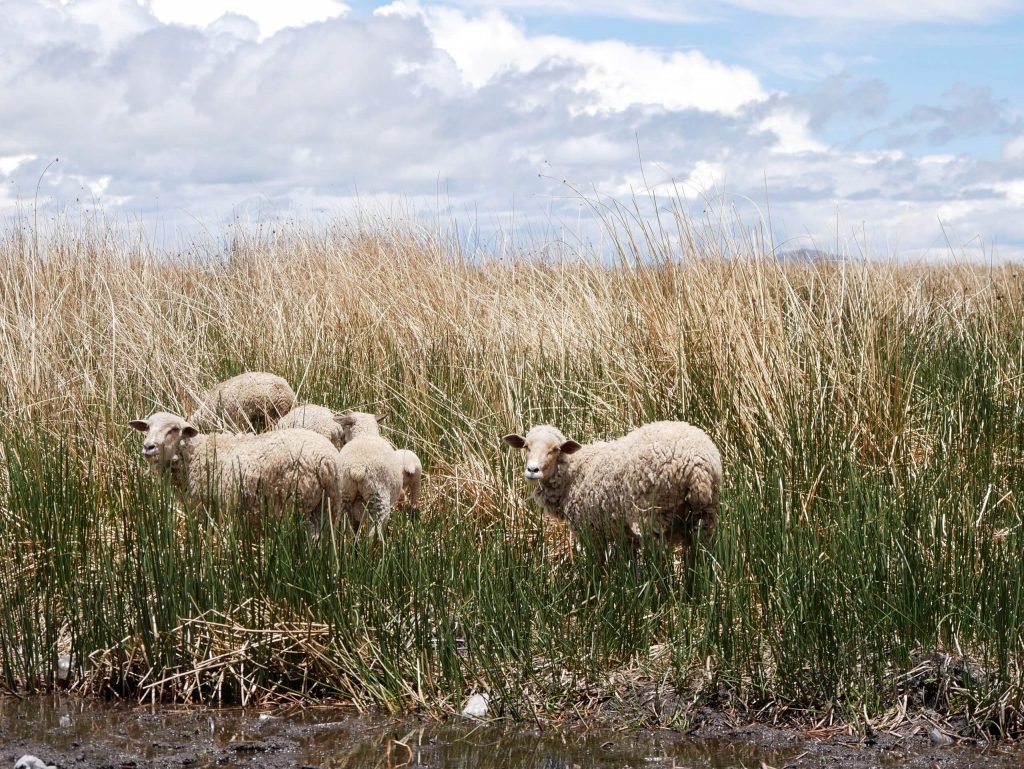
[333,412,404,538]
[128,411,343,532]
[394,448,422,509]
[189,372,296,432]
[273,404,345,449]
[502,421,722,551]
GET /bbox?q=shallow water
[1,696,1022,769]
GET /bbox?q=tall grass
[0,208,1022,733]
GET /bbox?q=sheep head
[334,411,385,445]
[128,411,198,467]
[502,425,582,482]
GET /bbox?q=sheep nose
[142,442,157,456]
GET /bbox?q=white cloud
[377,2,767,114]
[755,110,826,154]
[995,179,1024,206]
[1004,135,1024,160]
[0,155,37,175]
[148,0,350,40]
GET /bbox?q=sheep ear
[559,440,583,454]
[503,434,526,449]
[335,413,355,427]
[182,424,199,438]
[374,412,387,425]
[128,420,149,432]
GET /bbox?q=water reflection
[4,695,1018,769]
[0,696,789,768]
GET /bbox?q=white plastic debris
[460,693,490,720]
[55,655,72,683]
[928,726,954,746]
[15,756,57,769]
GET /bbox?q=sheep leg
[364,494,391,542]
[348,496,366,534]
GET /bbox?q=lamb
[129,411,344,532]
[332,412,404,538]
[502,421,722,552]
[272,404,345,449]
[394,448,422,509]
[189,372,296,432]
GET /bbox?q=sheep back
[273,404,345,449]
[190,372,296,432]
[337,436,404,535]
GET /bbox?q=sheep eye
[168,427,180,435]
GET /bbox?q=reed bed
[0,208,1022,736]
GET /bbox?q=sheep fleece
[191,372,295,429]
[182,428,342,518]
[273,404,345,449]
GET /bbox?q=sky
[1,0,1023,259]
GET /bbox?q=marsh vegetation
[0,209,1021,737]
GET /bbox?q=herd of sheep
[129,371,723,550]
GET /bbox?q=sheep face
[128,412,199,467]
[503,425,582,483]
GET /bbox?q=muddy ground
[3,697,1024,769]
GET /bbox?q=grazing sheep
[129,411,343,531]
[502,421,722,552]
[333,412,403,538]
[273,404,345,449]
[189,372,296,432]
[394,448,422,509]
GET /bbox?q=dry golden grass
[1,216,1020,491]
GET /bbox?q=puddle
[1,696,1021,769]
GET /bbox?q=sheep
[189,372,296,432]
[272,404,345,449]
[502,421,722,554]
[128,411,344,532]
[394,448,422,509]
[332,412,404,538]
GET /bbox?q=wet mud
[2,696,1023,769]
